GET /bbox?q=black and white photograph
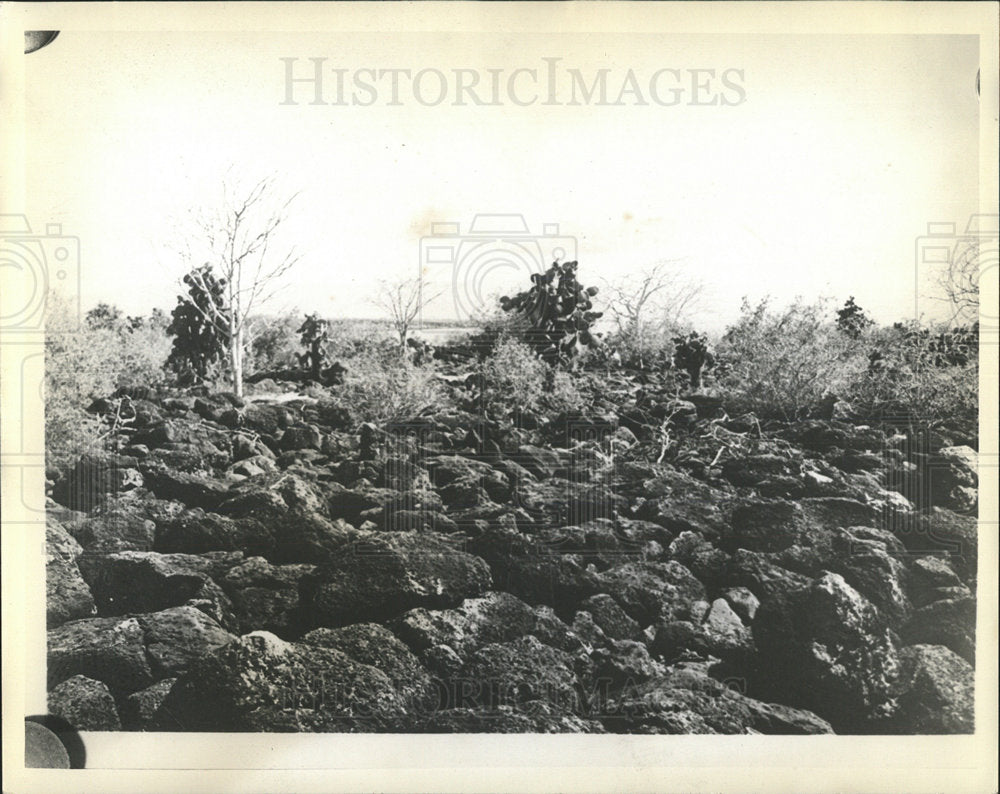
[2,2,997,791]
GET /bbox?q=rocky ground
[45,365,979,734]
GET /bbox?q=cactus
[167,265,230,382]
[499,261,602,364]
[297,312,330,381]
[672,331,715,389]
[836,296,874,340]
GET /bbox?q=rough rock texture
[300,532,492,627]
[48,675,121,731]
[47,608,235,698]
[752,572,901,731]
[77,550,242,632]
[120,678,177,730]
[154,631,416,731]
[604,664,833,735]
[46,519,97,627]
[459,636,580,711]
[45,383,977,735]
[301,623,434,708]
[886,644,975,734]
[392,591,567,659]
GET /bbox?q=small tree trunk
[231,325,244,398]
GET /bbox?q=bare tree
[181,176,300,397]
[602,260,704,366]
[370,277,443,352]
[933,238,983,326]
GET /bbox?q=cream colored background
[1,3,997,792]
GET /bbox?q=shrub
[247,312,301,373]
[848,320,978,430]
[601,323,675,370]
[478,337,588,418]
[456,305,531,360]
[324,347,445,426]
[45,293,171,466]
[717,297,865,421]
[479,337,548,416]
[326,319,396,360]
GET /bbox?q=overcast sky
[24,27,982,330]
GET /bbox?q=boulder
[896,508,977,583]
[604,665,833,735]
[219,557,316,637]
[51,455,122,512]
[411,703,605,733]
[48,615,155,697]
[721,454,802,488]
[61,509,157,553]
[302,623,434,708]
[239,403,294,435]
[724,549,812,601]
[723,587,760,624]
[513,445,566,480]
[468,523,602,617]
[887,644,974,733]
[628,463,731,540]
[280,424,323,451]
[218,474,359,564]
[153,508,248,554]
[458,635,580,712]
[48,675,121,731]
[139,606,238,679]
[579,594,642,641]
[908,556,966,609]
[300,532,492,627]
[46,519,96,627]
[77,550,242,622]
[514,478,624,526]
[154,631,411,731]
[723,500,805,553]
[530,519,662,571]
[593,561,706,627]
[143,469,232,511]
[590,639,663,691]
[120,678,176,730]
[929,446,978,513]
[392,591,568,660]
[798,497,879,532]
[667,531,731,591]
[651,599,754,667]
[772,527,912,625]
[752,572,900,730]
[900,597,976,664]
[778,421,886,452]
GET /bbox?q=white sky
[24,28,982,331]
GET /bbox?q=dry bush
[326,346,446,425]
[848,321,978,430]
[46,293,171,466]
[717,297,866,421]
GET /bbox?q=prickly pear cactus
[297,313,330,381]
[499,261,602,363]
[672,331,715,389]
